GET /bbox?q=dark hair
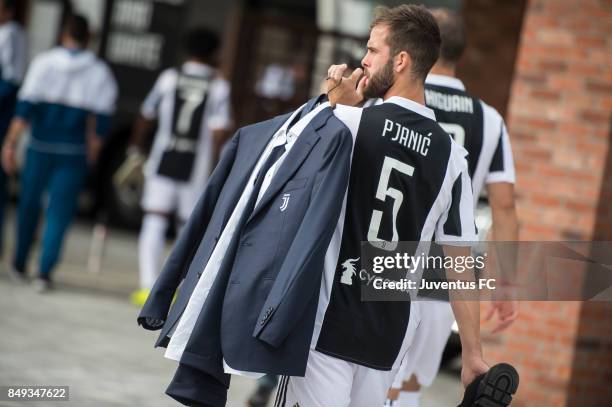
[185,28,220,62]
[2,0,15,10]
[370,4,441,81]
[1,0,23,23]
[64,14,90,47]
[430,8,466,65]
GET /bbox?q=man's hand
[461,352,489,388]
[484,294,518,334]
[113,146,145,189]
[87,134,103,166]
[1,142,17,174]
[325,64,367,107]
[2,117,27,174]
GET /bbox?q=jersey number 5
[367,156,414,247]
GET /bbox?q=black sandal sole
[473,363,519,406]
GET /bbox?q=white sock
[397,391,421,407]
[138,214,168,289]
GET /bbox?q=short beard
[363,59,395,99]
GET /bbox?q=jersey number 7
[439,122,465,147]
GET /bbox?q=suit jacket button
[260,320,265,325]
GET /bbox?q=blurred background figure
[121,27,232,306]
[0,0,26,260]
[247,374,278,407]
[1,14,117,292]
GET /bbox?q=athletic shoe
[247,385,274,407]
[458,363,519,407]
[32,278,52,293]
[130,288,151,306]
[9,268,28,284]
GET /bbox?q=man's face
[361,24,396,99]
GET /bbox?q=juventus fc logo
[280,193,290,212]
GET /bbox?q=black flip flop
[458,363,519,406]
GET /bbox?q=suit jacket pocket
[282,177,308,192]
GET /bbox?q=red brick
[531,89,561,101]
[586,80,612,94]
[576,34,608,48]
[580,109,611,123]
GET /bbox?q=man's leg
[277,350,353,407]
[138,212,170,289]
[351,361,399,407]
[0,164,8,257]
[397,375,421,407]
[387,301,455,407]
[133,175,177,304]
[248,374,278,407]
[39,155,88,281]
[13,149,51,275]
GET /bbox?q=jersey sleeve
[332,104,363,142]
[486,119,516,184]
[435,164,478,245]
[140,69,172,120]
[206,78,233,131]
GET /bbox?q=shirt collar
[384,96,437,121]
[271,103,306,147]
[273,102,330,147]
[425,74,466,91]
[182,61,214,77]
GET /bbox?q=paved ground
[0,216,463,406]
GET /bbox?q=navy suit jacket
[138,98,352,379]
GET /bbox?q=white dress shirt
[164,102,329,378]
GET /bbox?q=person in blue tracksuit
[1,14,117,291]
[0,0,26,257]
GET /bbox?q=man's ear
[395,51,411,74]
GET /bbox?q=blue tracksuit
[13,47,117,278]
[0,20,26,254]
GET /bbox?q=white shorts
[275,350,400,407]
[141,174,205,220]
[392,300,455,388]
[277,302,422,407]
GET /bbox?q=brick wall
[482,0,612,405]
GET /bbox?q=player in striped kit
[385,8,519,407]
[273,6,495,406]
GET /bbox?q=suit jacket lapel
[219,115,288,226]
[247,107,332,223]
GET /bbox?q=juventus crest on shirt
[314,98,477,370]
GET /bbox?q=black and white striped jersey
[311,97,478,370]
[424,74,515,200]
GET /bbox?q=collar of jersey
[425,74,466,91]
[182,61,213,77]
[384,96,436,121]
